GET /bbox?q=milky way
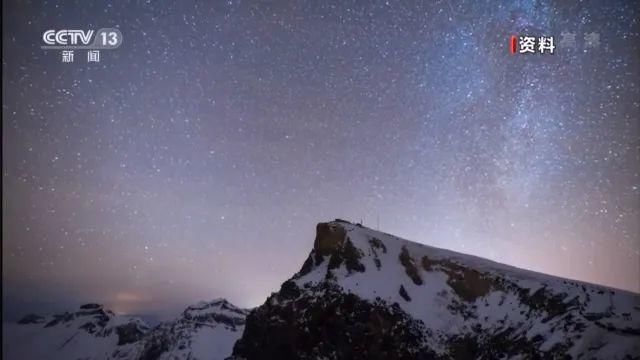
[3,0,639,318]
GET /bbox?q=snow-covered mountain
[3,299,248,360]
[113,298,248,360]
[231,219,640,359]
[5,220,639,359]
[3,303,149,359]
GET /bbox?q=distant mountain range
[4,220,639,359]
[3,299,248,359]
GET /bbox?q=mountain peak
[182,298,249,326]
[79,303,104,310]
[232,219,640,359]
[121,298,249,360]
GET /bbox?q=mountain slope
[232,219,640,359]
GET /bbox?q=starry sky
[2,0,639,319]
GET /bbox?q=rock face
[232,220,640,359]
[4,299,248,360]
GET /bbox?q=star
[2,0,638,319]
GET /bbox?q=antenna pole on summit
[377,214,380,230]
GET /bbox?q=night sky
[3,1,639,319]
